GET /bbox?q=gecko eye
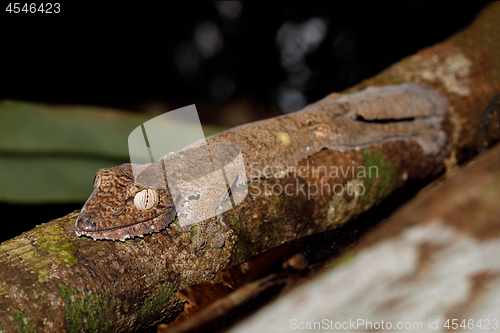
[134,189,159,211]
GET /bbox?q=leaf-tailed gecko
[75,83,449,248]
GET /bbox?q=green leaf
[0,100,144,158]
[0,100,226,203]
[0,156,121,203]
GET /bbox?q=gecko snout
[75,215,97,231]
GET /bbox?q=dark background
[0,1,491,241]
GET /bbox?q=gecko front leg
[176,187,228,249]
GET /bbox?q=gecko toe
[212,233,225,248]
[193,233,207,249]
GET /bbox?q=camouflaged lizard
[75,83,449,248]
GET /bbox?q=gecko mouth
[75,220,165,241]
[75,208,176,241]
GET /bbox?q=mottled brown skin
[76,83,450,248]
[75,164,177,241]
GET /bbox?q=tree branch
[1,3,500,332]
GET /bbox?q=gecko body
[76,83,449,248]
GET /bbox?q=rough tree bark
[1,3,500,332]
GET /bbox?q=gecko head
[75,163,176,241]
